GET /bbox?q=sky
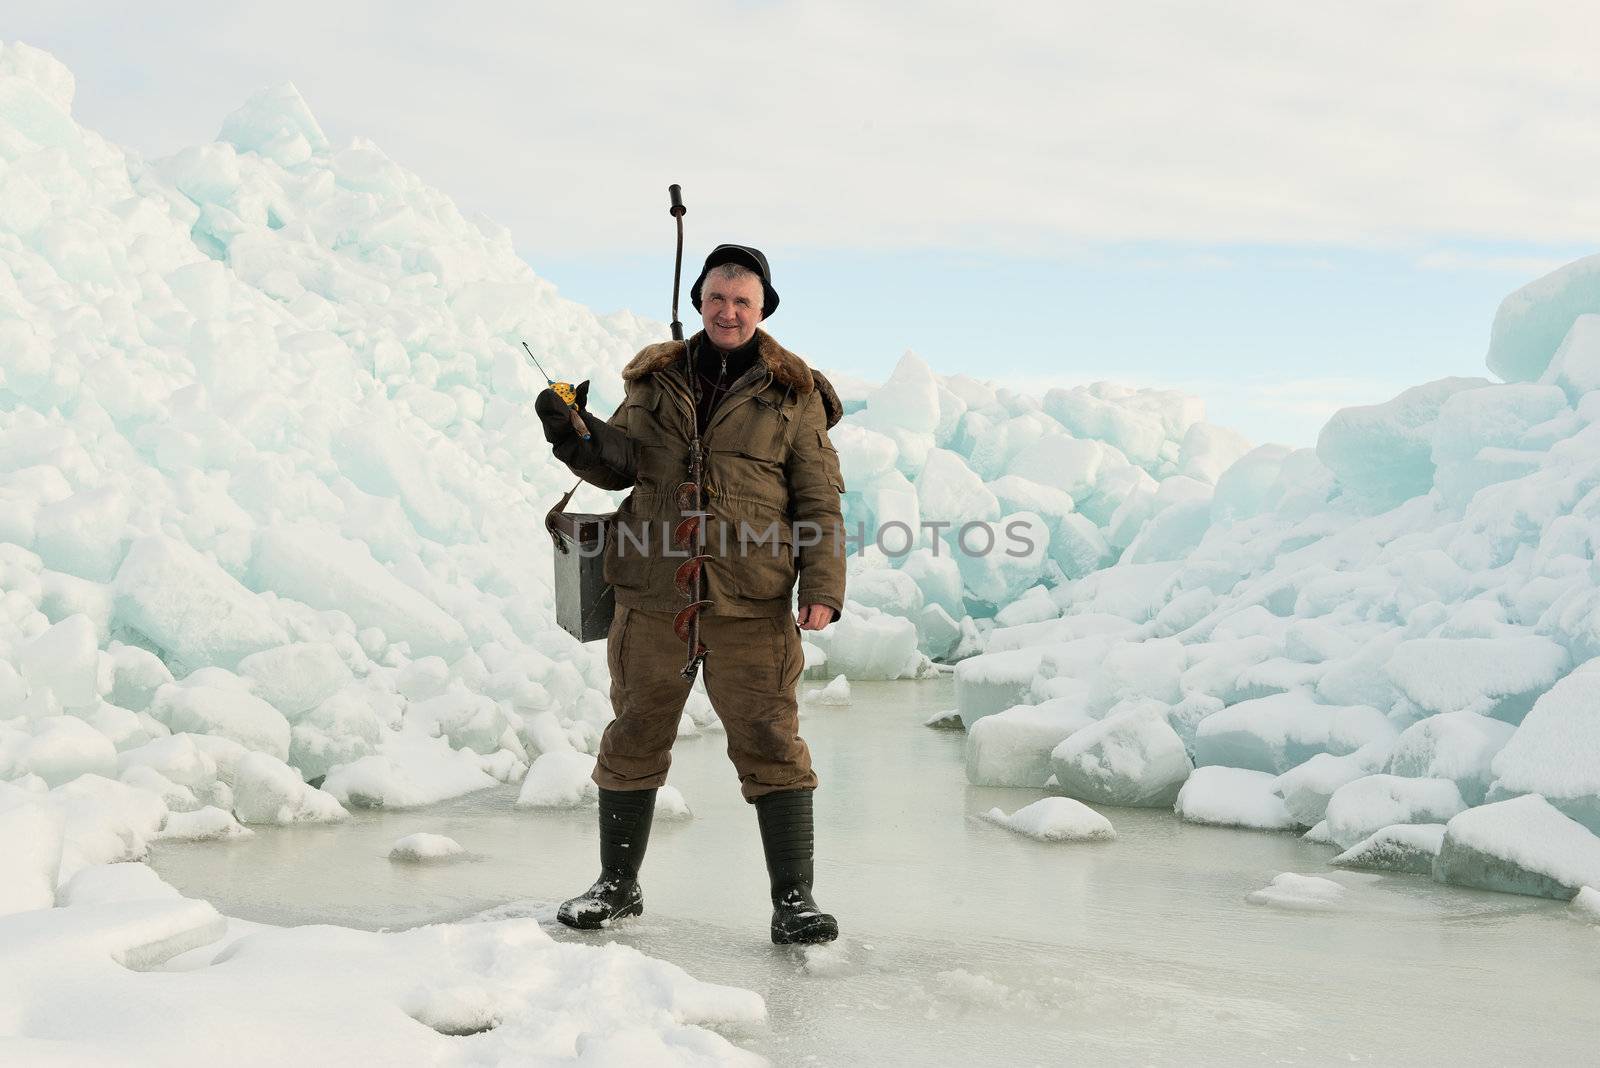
[9,1,1600,445]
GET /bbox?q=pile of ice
[811,350,1254,678]
[0,39,704,870]
[961,250,1600,902]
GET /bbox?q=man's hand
[535,380,590,444]
[796,604,835,631]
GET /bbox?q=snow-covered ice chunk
[250,524,468,660]
[1539,313,1600,401]
[655,784,693,821]
[18,613,99,709]
[1324,774,1465,850]
[322,737,498,809]
[57,862,183,906]
[955,648,1044,729]
[804,604,919,680]
[981,797,1116,842]
[149,679,291,762]
[47,774,168,878]
[0,801,64,916]
[157,805,253,841]
[1271,747,1388,827]
[1571,885,1600,923]
[19,716,117,787]
[515,750,597,808]
[1246,872,1347,912]
[1050,706,1193,807]
[238,642,353,718]
[1486,253,1600,382]
[106,643,173,713]
[1086,638,1184,716]
[1434,795,1600,900]
[1175,766,1296,831]
[114,535,288,670]
[1331,823,1445,875]
[1194,692,1394,775]
[803,674,852,706]
[1386,711,1514,806]
[1316,377,1487,506]
[116,733,218,789]
[232,752,347,825]
[1487,663,1600,834]
[1383,636,1568,722]
[389,832,465,862]
[965,698,1094,788]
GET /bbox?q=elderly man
[536,244,846,945]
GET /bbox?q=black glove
[535,380,590,444]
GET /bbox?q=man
[535,244,847,945]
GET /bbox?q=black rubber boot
[754,789,839,945]
[557,787,655,930]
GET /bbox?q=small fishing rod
[523,341,590,441]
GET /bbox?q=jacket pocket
[730,522,796,602]
[604,499,657,590]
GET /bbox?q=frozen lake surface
[150,677,1598,1065]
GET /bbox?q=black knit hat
[690,244,779,320]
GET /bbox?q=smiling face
[700,268,765,350]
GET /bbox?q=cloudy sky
[11,2,1599,443]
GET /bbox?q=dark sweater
[692,335,759,434]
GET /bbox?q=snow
[1323,774,1465,850]
[1050,705,1193,807]
[0,799,64,915]
[1331,823,1445,875]
[965,698,1094,788]
[516,750,598,808]
[158,806,253,841]
[1487,663,1600,833]
[231,752,347,825]
[1174,766,1296,830]
[981,797,1116,842]
[1571,885,1600,923]
[1270,748,1387,828]
[1382,636,1568,721]
[389,832,465,862]
[1194,692,1394,776]
[655,784,694,821]
[1386,711,1514,805]
[1246,873,1348,912]
[1434,794,1600,899]
[803,674,852,706]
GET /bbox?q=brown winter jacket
[554,329,847,619]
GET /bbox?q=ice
[218,82,330,164]
[0,800,64,915]
[1434,795,1600,899]
[1210,444,1292,523]
[107,643,174,713]
[231,752,347,825]
[846,568,924,618]
[1246,872,1347,912]
[46,774,168,878]
[964,698,1094,788]
[113,536,288,672]
[250,525,469,661]
[1194,692,1395,775]
[18,715,117,786]
[288,686,386,780]
[158,806,253,841]
[322,735,499,809]
[956,510,1050,605]
[515,750,598,808]
[1538,313,1600,401]
[1331,823,1445,875]
[1383,636,1568,722]
[33,487,130,581]
[58,861,184,907]
[1487,662,1600,833]
[981,797,1116,842]
[1386,711,1514,805]
[1086,638,1184,716]
[17,612,99,709]
[1270,747,1388,827]
[1316,377,1489,507]
[1174,766,1296,830]
[1178,423,1253,485]
[804,603,920,680]
[954,648,1046,728]
[1486,253,1600,382]
[237,642,353,718]
[1324,774,1466,850]
[915,448,999,527]
[116,734,219,790]
[803,674,852,706]
[389,832,464,862]
[149,677,292,762]
[1050,705,1193,807]
[655,784,694,821]
[1571,885,1600,923]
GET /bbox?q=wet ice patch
[981,797,1116,842]
[1246,873,1348,912]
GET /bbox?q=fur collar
[623,329,813,394]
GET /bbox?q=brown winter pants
[593,604,817,801]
